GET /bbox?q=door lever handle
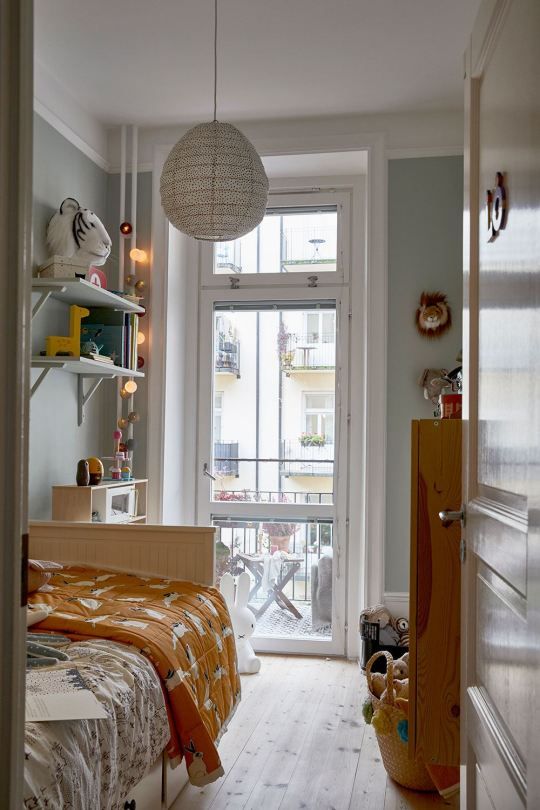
[203,463,216,481]
[438,509,464,524]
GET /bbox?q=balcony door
[198,297,347,655]
[197,194,350,655]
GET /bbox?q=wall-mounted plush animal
[47,198,112,267]
[415,291,452,339]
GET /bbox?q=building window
[303,392,335,444]
[304,311,335,344]
[214,391,223,441]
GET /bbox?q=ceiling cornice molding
[34,59,110,172]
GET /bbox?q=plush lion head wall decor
[415,291,452,339]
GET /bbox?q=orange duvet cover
[28,566,241,786]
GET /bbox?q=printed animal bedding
[28,566,241,786]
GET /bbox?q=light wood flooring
[173,655,455,810]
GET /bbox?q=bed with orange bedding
[28,565,241,787]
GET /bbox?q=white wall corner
[34,59,110,171]
[383,591,410,620]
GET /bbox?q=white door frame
[196,284,348,656]
[149,133,387,658]
[0,0,33,806]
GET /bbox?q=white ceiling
[35,0,481,129]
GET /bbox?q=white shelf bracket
[30,368,52,397]
[31,284,66,320]
[78,375,105,426]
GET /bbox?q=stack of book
[81,308,140,371]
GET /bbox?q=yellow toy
[371,707,392,735]
[46,305,89,357]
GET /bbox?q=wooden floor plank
[172,655,454,810]
[309,661,366,810]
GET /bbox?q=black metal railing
[214,441,239,476]
[279,332,335,373]
[215,336,240,377]
[280,440,334,477]
[213,489,332,504]
[213,519,333,603]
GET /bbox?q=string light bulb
[118,417,128,429]
[120,221,133,235]
[124,380,138,395]
[130,248,148,263]
[120,387,131,400]
[137,332,146,345]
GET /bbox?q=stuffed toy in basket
[364,650,435,792]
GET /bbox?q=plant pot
[268,535,291,552]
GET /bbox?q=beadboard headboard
[29,521,216,585]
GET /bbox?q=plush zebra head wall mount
[46,198,112,267]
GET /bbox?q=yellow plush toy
[371,706,392,735]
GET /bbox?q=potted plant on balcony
[261,520,299,553]
[277,322,294,372]
[299,432,326,447]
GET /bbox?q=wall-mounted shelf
[31,357,144,425]
[31,279,145,424]
[31,278,144,320]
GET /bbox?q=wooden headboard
[29,522,216,586]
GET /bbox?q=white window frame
[150,138,388,659]
[200,191,350,289]
[197,285,348,656]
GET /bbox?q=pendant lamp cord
[213,0,218,121]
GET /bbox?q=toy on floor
[393,652,409,679]
[46,304,89,358]
[219,571,261,674]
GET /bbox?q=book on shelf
[83,308,139,371]
[81,352,114,364]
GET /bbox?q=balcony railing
[279,332,335,374]
[213,489,332,505]
[213,519,333,603]
[215,336,240,377]
[214,441,239,477]
[280,440,334,477]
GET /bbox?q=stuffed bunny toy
[219,572,261,674]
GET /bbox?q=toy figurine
[46,305,89,357]
[87,457,104,485]
[76,459,90,486]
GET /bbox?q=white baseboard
[383,591,409,620]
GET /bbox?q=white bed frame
[29,520,217,809]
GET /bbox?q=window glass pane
[212,305,336,500]
[213,207,337,275]
[213,517,334,640]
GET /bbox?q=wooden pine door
[462,1,540,808]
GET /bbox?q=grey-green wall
[385,156,463,593]
[106,171,153,480]
[30,114,112,518]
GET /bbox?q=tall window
[303,392,335,443]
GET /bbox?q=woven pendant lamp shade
[160,121,269,242]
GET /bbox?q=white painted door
[0,0,33,806]
[462,1,540,808]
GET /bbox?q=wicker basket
[366,650,435,792]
